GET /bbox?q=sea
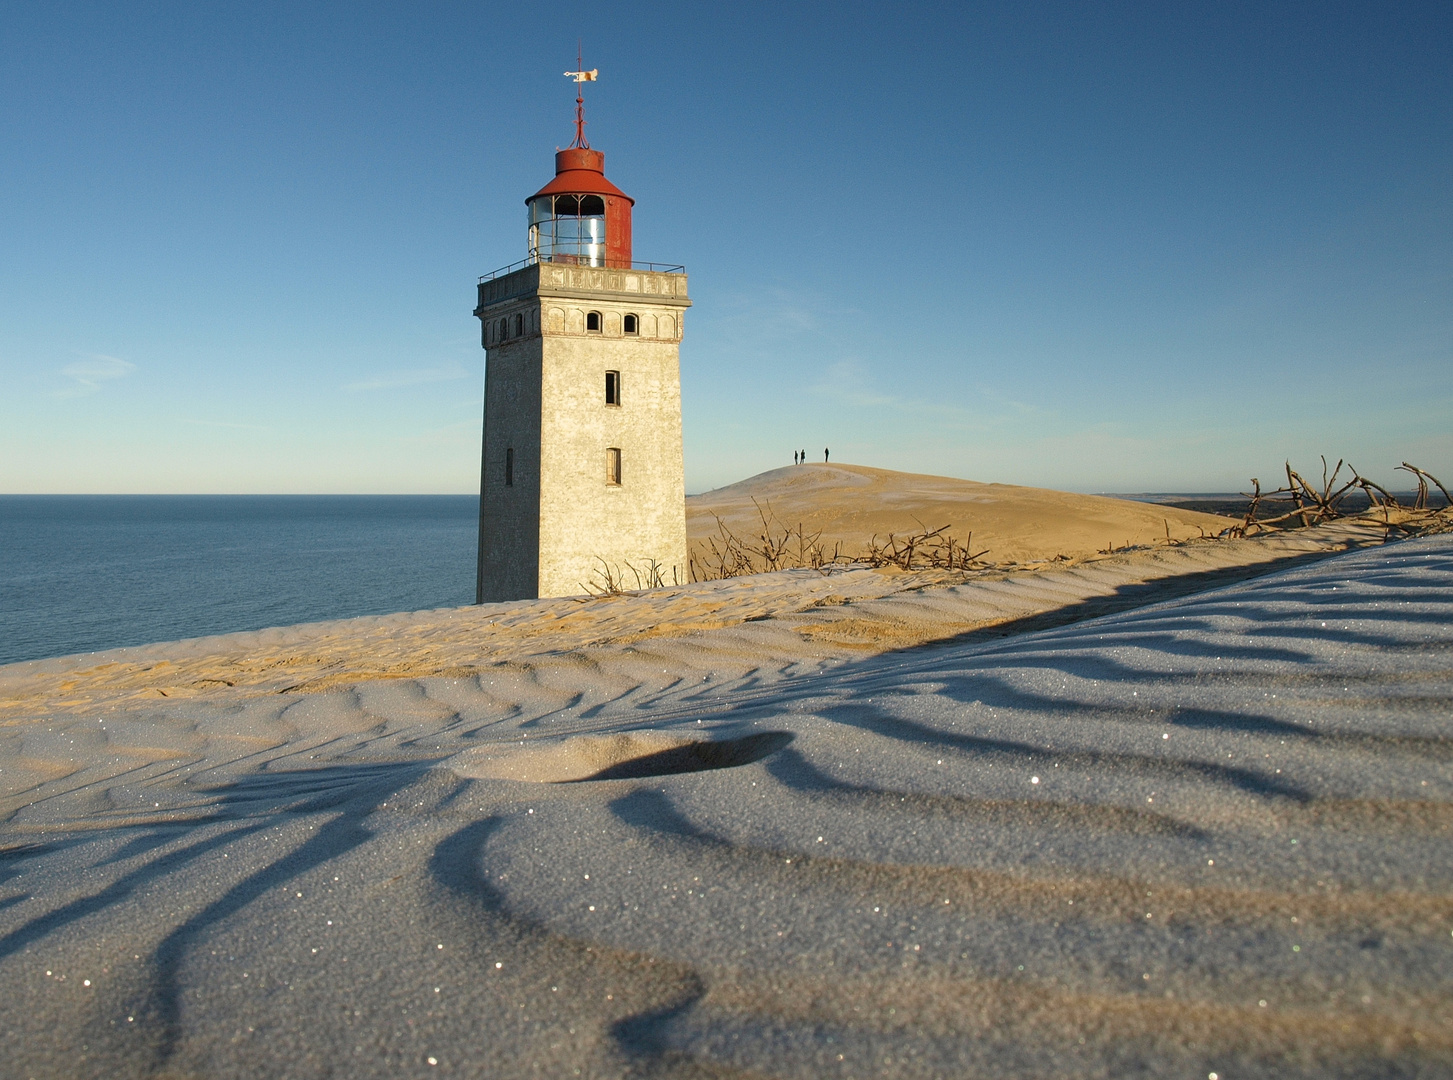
[0,496,478,667]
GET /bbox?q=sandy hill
[687,462,1235,566]
[1,525,1446,1077]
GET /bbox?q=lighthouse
[473,67,690,602]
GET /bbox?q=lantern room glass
[528,194,606,266]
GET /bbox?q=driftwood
[1397,462,1453,511]
[1232,457,1449,536]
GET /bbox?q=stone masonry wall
[477,265,689,600]
[478,334,543,602]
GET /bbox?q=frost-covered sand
[1,475,1450,1077]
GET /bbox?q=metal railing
[479,254,685,283]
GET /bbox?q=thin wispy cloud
[57,354,135,398]
[180,418,271,432]
[347,365,471,392]
[809,359,1049,429]
[713,287,861,343]
[392,420,480,448]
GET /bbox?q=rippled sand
[1,519,1449,1078]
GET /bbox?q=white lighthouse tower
[473,68,690,602]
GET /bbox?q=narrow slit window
[505,447,514,487]
[605,370,620,406]
[513,313,523,336]
[606,447,622,486]
[623,313,638,335]
[586,311,602,332]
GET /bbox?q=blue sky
[2,1,1448,494]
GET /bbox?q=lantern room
[527,147,634,268]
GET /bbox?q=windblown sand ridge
[0,478,1449,1077]
[0,521,1381,728]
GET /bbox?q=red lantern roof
[528,148,634,205]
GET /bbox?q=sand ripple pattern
[0,536,1448,1077]
[461,538,1453,1078]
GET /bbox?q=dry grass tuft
[687,498,992,582]
[580,457,1453,594]
[578,557,680,600]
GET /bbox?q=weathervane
[564,44,597,149]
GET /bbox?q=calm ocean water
[0,496,478,666]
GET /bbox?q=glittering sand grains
[0,513,1449,1077]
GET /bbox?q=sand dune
[0,520,1384,727]
[689,463,1236,564]
[1,496,1449,1076]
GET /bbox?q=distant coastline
[1106,490,1445,517]
[6,481,1445,668]
[0,494,477,666]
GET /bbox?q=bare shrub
[859,521,991,571]
[688,504,990,582]
[579,558,629,598]
[1233,457,1450,537]
[1397,462,1453,512]
[598,456,1450,593]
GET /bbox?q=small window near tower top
[498,318,508,342]
[513,313,523,337]
[606,447,622,486]
[605,370,620,406]
[505,447,514,487]
[623,314,638,335]
[586,311,602,332]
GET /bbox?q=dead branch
[1397,462,1452,511]
[580,558,629,598]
